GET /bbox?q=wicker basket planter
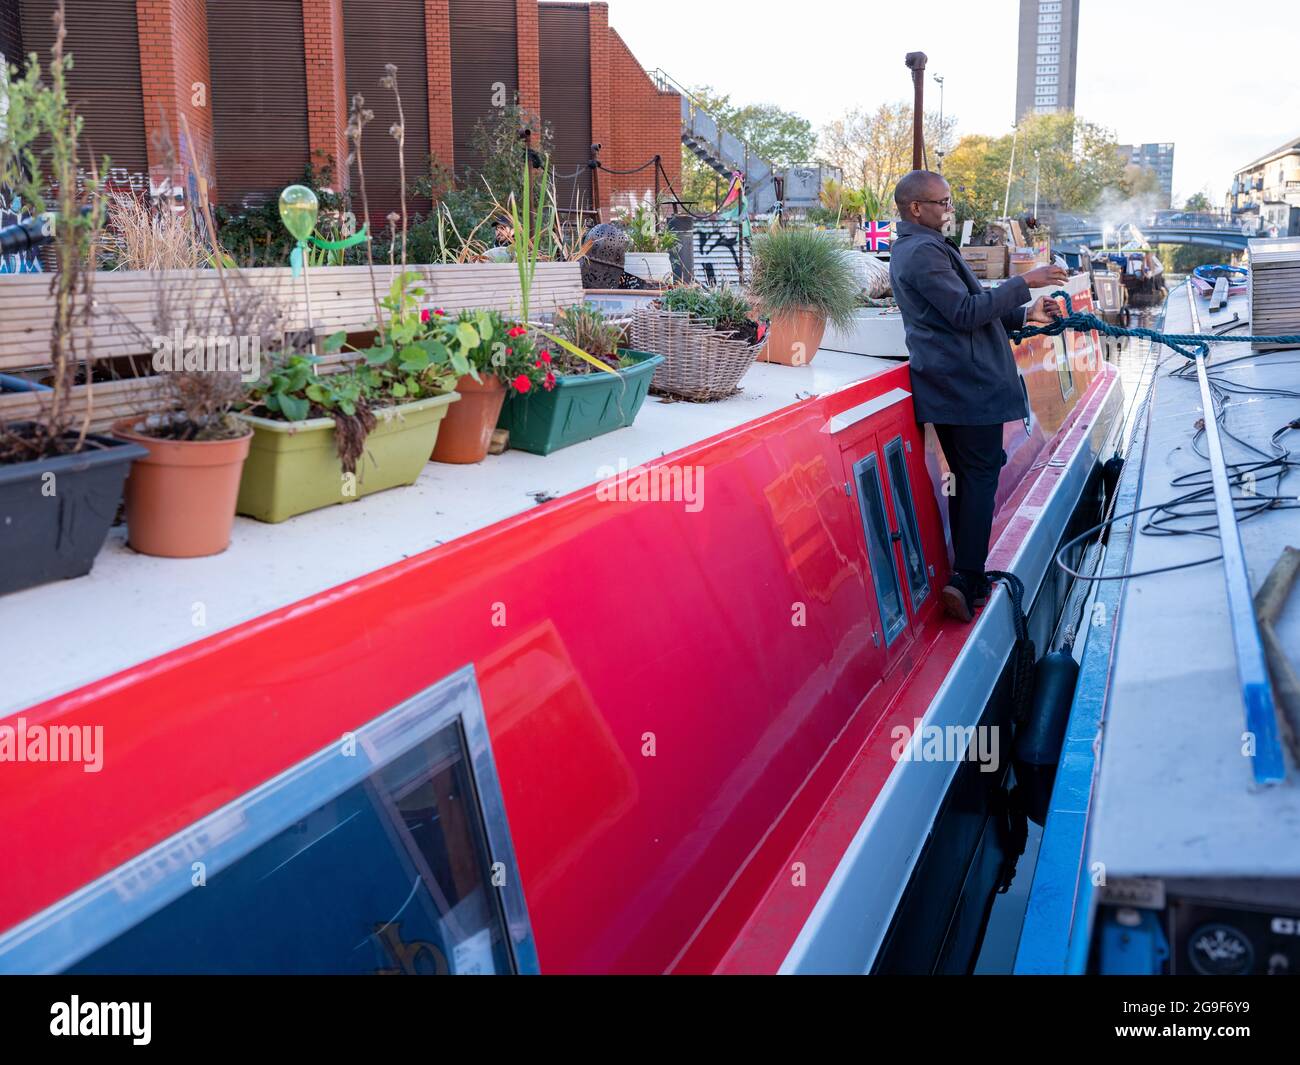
[630,308,763,402]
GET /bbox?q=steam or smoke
[1090,185,1168,231]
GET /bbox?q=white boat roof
[1090,286,1300,878]
[4,349,897,717]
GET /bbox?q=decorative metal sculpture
[580,222,629,289]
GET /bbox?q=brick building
[1,0,680,220]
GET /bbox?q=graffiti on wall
[693,220,749,287]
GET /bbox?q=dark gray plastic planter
[0,430,147,597]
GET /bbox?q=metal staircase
[648,69,779,215]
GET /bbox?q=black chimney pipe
[904,52,928,171]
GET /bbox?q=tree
[817,102,956,204]
[1183,191,1213,212]
[1159,242,1223,273]
[942,111,1140,233]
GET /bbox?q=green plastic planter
[236,392,459,523]
[496,349,664,456]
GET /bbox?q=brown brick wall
[516,0,540,116]
[137,0,213,199]
[587,2,610,219]
[130,0,678,217]
[302,0,348,187]
[604,28,680,215]
[426,0,454,168]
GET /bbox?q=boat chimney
[905,52,928,170]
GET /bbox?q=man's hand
[1025,295,1062,326]
[1022,264,1068,289]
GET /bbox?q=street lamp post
[933,75,945,170]
[1033,149,1040,219]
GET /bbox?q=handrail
[1183,285,1287,785]
[645,67,771,176]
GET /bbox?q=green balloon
[279,185,319,242]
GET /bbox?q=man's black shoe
[941,571,978,623]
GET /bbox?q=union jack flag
[864,220,891,252]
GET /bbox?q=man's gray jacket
[889,220,1031,425]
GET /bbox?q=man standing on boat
[889,170,1065,622]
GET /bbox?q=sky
[603,0,1300,205]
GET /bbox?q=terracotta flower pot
[113,419,252,558]
[431,373,506,464]
[760,307,827,366]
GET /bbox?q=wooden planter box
[0,262,584,433]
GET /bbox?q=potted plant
[235,75,465,522]
[749,225,860,366]
[630,285,764,401]
[235,270,459,523]
[0,10,148,596]
[429,307,553,464]
[111,273,275,556]
[496,303,662,455]
[616,201,678,285]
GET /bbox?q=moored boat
[0,274,1120,974]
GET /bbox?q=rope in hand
[1009,289,1300,358]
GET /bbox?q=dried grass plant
[105,191,207,271]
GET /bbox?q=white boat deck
[1090,286,1300,878]
[2,349,896,717]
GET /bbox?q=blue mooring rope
[1009,289,1300,359]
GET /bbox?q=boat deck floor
[3,350,896,717]
[1090,284,1300,879]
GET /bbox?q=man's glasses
[913,198,953,208]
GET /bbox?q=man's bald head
[894,170,951,232]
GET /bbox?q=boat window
[884,437,930,611]
[0,667,536,976]
[1055,336,1075,400]
[854,452,907,645]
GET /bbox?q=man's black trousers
[933,423,1007,576]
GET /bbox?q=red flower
[434,308,446,316]
[544,371,557,390]
[420,309,431,323]
[507,326,527,338]
[513,374,532,393]
[534,359,543,368]
[506,347,513,355]
[540,350,552,364]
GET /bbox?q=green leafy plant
[660,285,755,333]
[213,161,347,268]
[749,226,861,329]
[615,202,679,253]
[552,304,633,372]
[430,309,557,393]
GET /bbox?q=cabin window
[0,667,536,976]
[884,437,930,611]
[1055,337,1075,400]
[854,453,907,645]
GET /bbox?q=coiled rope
[1009,289,1300,358]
